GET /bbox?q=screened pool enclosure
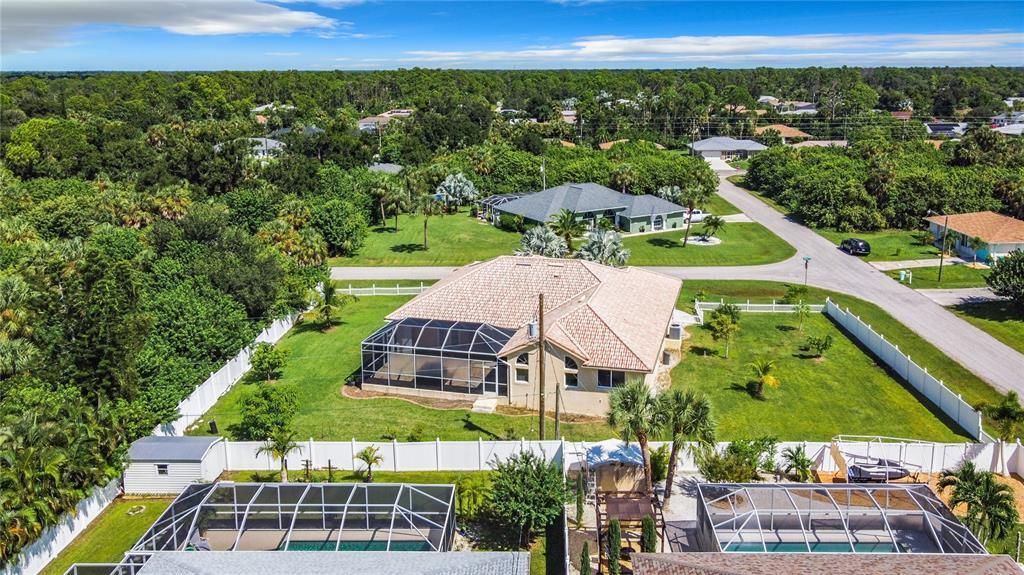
[696,483,985,555]
[361,318,515,396]
[131,482,456,552]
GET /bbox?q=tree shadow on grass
[372,226,398,234]
[730,381,766,400]
[647,237,682,250]
[462,413,500,440]
[291,318,349,335]
[688,346,719,357]
[391,243,428,254]
[775,325,797,332]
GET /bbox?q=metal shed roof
[128,436,222,463]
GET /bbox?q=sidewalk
[870,257,970,271]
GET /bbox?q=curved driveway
[333,174,1024,395]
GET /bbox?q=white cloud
[1,0,339,54]
[399,32,1024,67]
[271,0,363,7]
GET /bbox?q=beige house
[360,256,684,416]
[924,211,1024,262]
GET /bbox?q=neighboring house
[754,124,811,143]
[791,139,848,148]
[757,95,779,105]
[890,110,914,121]
[688,137,767,159]
[1004,96,1024,109]
[358,109,414,132]
[777,101,818,115]
[924,211,1024,262]
[213,137,286,160]
[368,162,403,174]
[924,122,967,137]
[251,103,296,114]
[995,123,1024,137]
[598,139,666,151]
[123,435,224,494]
[491,182,687,233]
[360,256,684,416]
[561,110,577,124]
[269,125,325,137]
[991,111,1024,126]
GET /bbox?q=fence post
[435,438,442,470]
[308,437,315,469]
[478,437,484,471]
[351,438,357,471]
[392,439,399,472]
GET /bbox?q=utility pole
[541,157,547,189]
[537,293,546,441]
[938,214,949,284]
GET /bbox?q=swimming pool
[279,540,434,551]
[725,541,899,553]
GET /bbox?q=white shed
[124,436,226,494]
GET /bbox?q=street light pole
[937,214,949,284]
[802,256,812,286]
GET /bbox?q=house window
[516,353,529,366]
[515,368,529,385]
[564,357,579,388]
[597,370,625,389]
[156,464,169,476]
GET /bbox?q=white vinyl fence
[335,283,430,297]
[152,313,299,436]
[824,300,986,441]
[3,479,120,575]
[693,300,825,323]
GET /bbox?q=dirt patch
[341,385,476,410]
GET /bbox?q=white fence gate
[824,300,985,441]
[152,313,299,437]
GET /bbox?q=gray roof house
[925,122,968,138]
[491,183,687,233]
[269,125,325,137]
[991,111,1024,127]
[214,137,286,160]
[688,137,767,159]
[369,162,404,174]
[124,435,225,494]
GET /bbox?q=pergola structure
[696,483,985,555]
[132,482,456,553]
[361,318,514,396]
[596,491,666,574]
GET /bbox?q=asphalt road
[332,174,1024,396]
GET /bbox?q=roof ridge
[572,303,649,371]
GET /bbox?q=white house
[124,435,225,494]
[924,211,1024,263]
[688,137,767,159]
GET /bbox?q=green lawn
[678,280,1004,415]
[674,313,966,441]
[986,523,1024,557]
[815,228,940,262]
[40,498,172,575]
[330,209,521,266]
[886,265,990,289]
[624,224,795,266]
[706,193,742,216]
[193,295,615,442]
[952,301,1024,355]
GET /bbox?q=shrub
[695,437,778,482]
[235,385,298,440]
[575,474,585,527]
[650,444,670,483]
[803,334,834,358]
[987,249,1024,307]
[607,518,622,575]
[490,450,571,546]
[250,342,289,382]
[782,284,808,304]
[580,541,592,575]
[498,213,525,232]
[640,515,657,553]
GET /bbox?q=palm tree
[794,301,811,331]
[939,462,1019,543]
[383,184,410,231]
[414,193,443,249]
[0,274,34,340]
[317,283,338,330]
[658,389,714,501]
[610,163,636,194]
[548,209,586,251]
[781,446,814,482]
[356,446,384,483]
[150,184,192,221]
[294,227,327,267]
[515,226,568,257]
[256,429,301,483]
[279,198,311,228]
[968,236,986,265]
[576,229,630,267]
[679,184,712,247]
[701,215,725,239]
[748,358,780,399]
[607,377,663,494]
[0,339,37,378]
[981,392,1024,442]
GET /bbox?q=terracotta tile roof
[631,553,1021,575]
[890,111,914,120]
[924,211,1024,244]
[387,256,681,372]
[754,124,811,139]
[599,139,666,150]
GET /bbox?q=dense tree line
[745,129,1024,231]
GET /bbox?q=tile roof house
[688,137,767,159]
[361,256,684,415]
[753,124,811,143]
[631,553,1020,575]
[491,183,687,234]
[598,139,667,150]
[925,211,1024,262]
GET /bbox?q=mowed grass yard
[706,193,742,216]
[886,264,990,289]
[194,295,615,442]
[815,228,940,262]
[40,498,172,575]
[625,223,795,266]
[330,209,520,266]
[674,313,966,441]
[952,301,1024,355]
[194,282,976,442]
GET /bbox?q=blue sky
[3,1,1023,70]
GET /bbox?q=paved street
[332,174,1024,396]
[918,288,1005,307]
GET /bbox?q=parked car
[839,238,871,255]
[685,209,710,223]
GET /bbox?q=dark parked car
[840,238,871,255]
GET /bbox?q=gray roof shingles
[688,137,768,152]
[494,182,683,223]
[128,436,222,463]
[136,551,531,575]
